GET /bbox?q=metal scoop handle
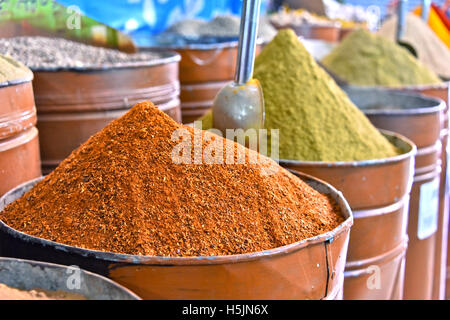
[235,0,261,85]
[422,0,431,21]
[396,0,407,41]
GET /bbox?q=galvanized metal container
[0,77,42,197]
[392,82,450,300]
[272,23,340,42]
[32,51,181,174]
[346,82,450,299]
[301,39,337,61]
[0,171,352,300]
[144,42,261,124]
[280,131,416,300]
[179,81,229,124]
[0,257,140,300]
[344,87,445,300]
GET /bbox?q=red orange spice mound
[0,101,343,257]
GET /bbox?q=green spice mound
[253,29,400,161]
[321,29,441,86]
[0,54,32,85]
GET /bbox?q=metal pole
[235,0,261,85]
[422,0,431,21]
[396,0,408,41]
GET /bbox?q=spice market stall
[1,0,450,303]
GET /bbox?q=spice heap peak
[253,29,400,161]
[322,28,441,86]
[0,54,32,85]
[1,102,343,257]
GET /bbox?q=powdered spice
[1,102,343,257]
[0,283,86,300]
[322,29,441,86]
[254,29,400,161]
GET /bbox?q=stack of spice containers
[0,37,181,174]
[344,87,445,300]
[0,101,353,299]
[0,55,41,197]
[322,29,449,300]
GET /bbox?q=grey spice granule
[0,36,161,70]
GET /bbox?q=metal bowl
[0,257,141,300]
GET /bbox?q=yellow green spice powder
[321,29,441,87]
[202,29,400,162]
[253,29,400,161]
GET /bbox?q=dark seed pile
[0,36,161,71]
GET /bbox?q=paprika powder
[1,101,343,257]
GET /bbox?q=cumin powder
[322,28,441,86]
[1,102,343,257]
[254,29,400,161]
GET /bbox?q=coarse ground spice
[0,283,86,300]
[0,36,160,71]
[1,101,343,257]
[322,29,441,86]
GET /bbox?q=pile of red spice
[0,102,343,257]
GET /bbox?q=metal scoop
[212,0,264,134]
[396,0,418,57]
[421,0,431,21]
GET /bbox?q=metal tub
[31,51,181,174]
[0,257,140,300]
[280,131,416,300]
[0,171,352,300]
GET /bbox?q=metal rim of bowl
[140,38,265,51]
[0,171,353,266]
[0,256,141,300]
[344,80,450,92]
[25,50,181,73]
[278,130,417,168]
[0,74,34,88]
[343,86,446,116]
